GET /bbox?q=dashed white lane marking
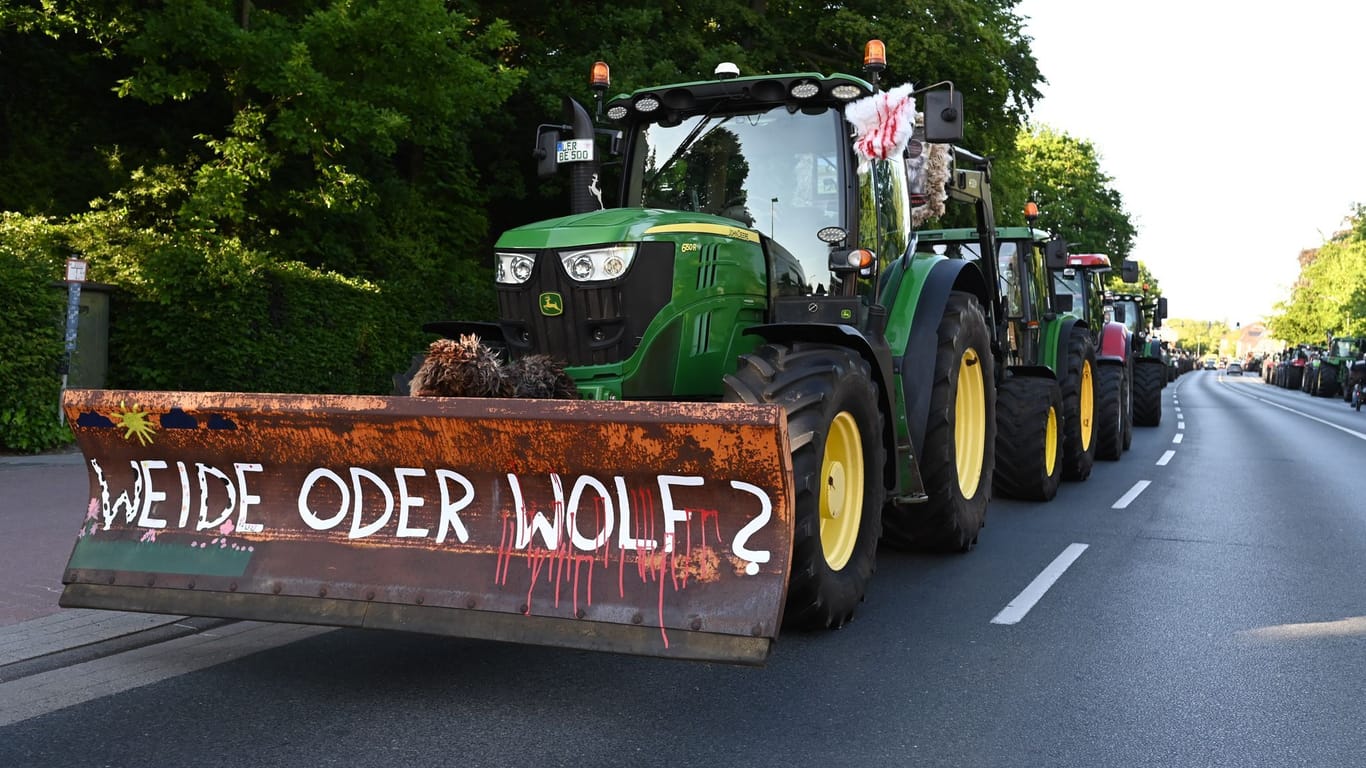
[991,543,1089,625]
[1156,450,1175,466]
[1177,420,1185,429]
[1172,433,1184,444]
[1112,480,1151,509]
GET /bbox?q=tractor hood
[496,208,760,250]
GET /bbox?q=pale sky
[1015,0,1366,326]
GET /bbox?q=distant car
[1204,360,1216,370]
[1226,361,1243,376]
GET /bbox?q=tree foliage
[1165,318,1230,357]
[459,0,1046,235]
[1268,207,1366,344]
[0,0,1056,450]
[1012,125,1136,258]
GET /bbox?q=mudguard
[58,389,795,665]
[1097,321,1130,363]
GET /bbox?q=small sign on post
[60,258,88,424]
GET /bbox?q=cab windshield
[627,107,845,294]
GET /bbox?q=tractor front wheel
[1060,329,1097,481]
[724,342,886,630]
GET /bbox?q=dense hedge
[0,212,497,453]
[0,215,72,452]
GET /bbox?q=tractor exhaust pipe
[564,97,603,214]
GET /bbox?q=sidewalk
[0,448,165,673]
[0,609,188,670]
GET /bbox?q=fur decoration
[507,355,579,399]
[911,142,950,226]
[845,83,917,172]
[409,335,511,398]
[408,334,578,399]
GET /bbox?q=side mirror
[1156,297,1168,327]
[1054,293,1074,313]
[1044,239,1069,269]
[1121,258,1139,284]
[923,89,964,144]
[535,128,561,179]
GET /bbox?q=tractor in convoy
[1047,251,1134,459]
[1310,336,1366,399]
[916,214,1098,502]
[1104,274,1168,427]
[58,44,1023,665]
[1272,347,1310,389]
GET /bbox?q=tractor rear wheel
[1094,363,1125,461]
[882,292,995,552]
[1133,358,1165,426]
[1121,364,1134,450]
[1318,364,1339,398]
[992,375,1062,501]
[724,342,886,630]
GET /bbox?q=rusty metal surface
[59,390,795,663]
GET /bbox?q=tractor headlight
[496,252,537,284]
[559,245,636,283]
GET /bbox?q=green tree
[1165,318,1229,358]
[1269,237,1366,344]
[1012,125,1136,258]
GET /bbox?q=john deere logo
[539,292,564,316]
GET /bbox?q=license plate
[556,139,594,163]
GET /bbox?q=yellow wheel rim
[1045,405,1058,477]
[954,348,986,498]
[1079,360,1094,451]
[820,412,864,572]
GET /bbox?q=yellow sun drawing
[112,401,157,446]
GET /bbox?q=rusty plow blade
[58,390,795,664]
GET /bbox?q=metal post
[60,257,88,424]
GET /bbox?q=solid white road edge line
[991,543,1089,625]
[1156,450,1175,466]
[1229,389,1366,442]
[1112,480,1151,509]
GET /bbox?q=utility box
[53,281,112,388]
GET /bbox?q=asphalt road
[3,369,1365,767]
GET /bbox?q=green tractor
[916,221,1096,502]
[1105,267,1168,427]
[59,46,1012,664]
[416,49,1010,650]
[1047,251,1135,460]
[1311,336,1366,399]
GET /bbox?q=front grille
[496,241,675,366]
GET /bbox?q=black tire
[992,375,1063,501]
[1286,365,1303,390]
[1121,363,1134,450]
[882,292,995,552]
[724,342,886,630]
[1093,363,1125,461]
[1133,358,1165,426]
[1059,329,1097,481]
[1318,364,1339,398]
